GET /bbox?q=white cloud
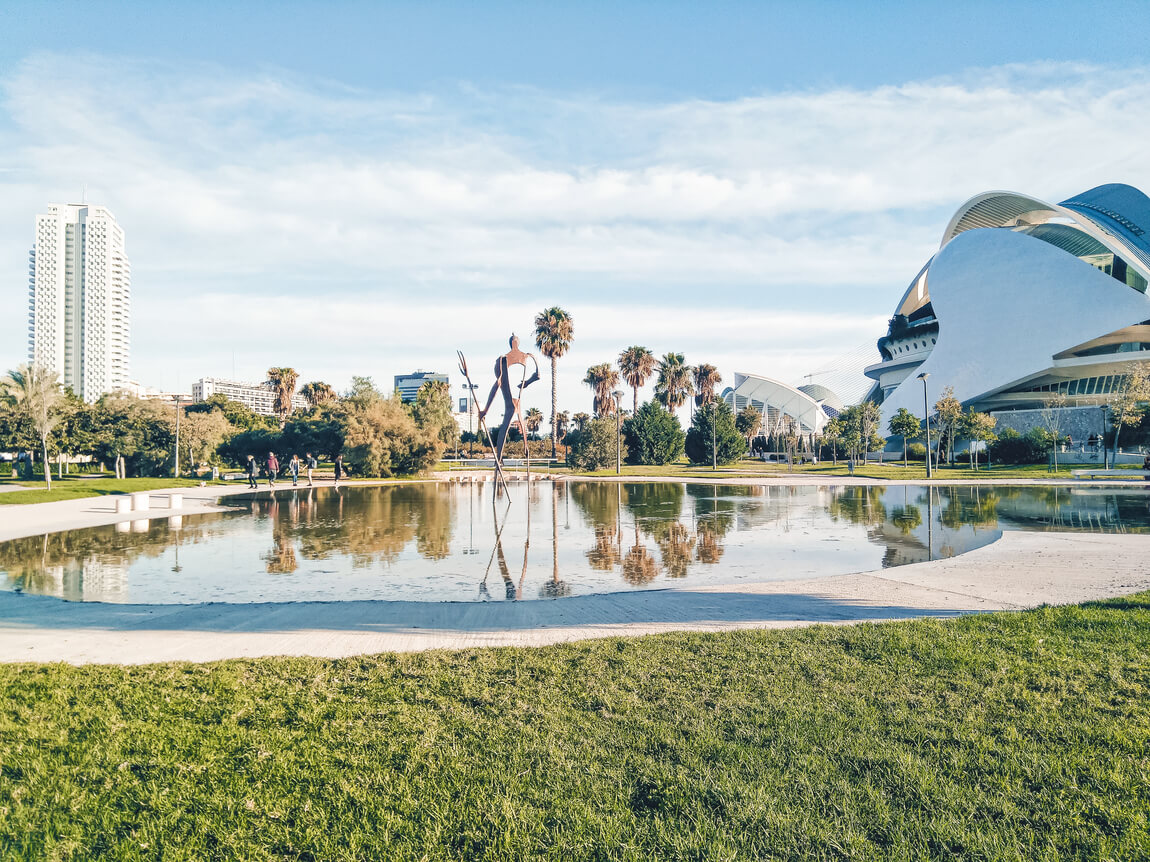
[1,54,1148,408]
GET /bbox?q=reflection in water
[4,482,1150,603]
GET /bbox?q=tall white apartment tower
[28,203,131,401]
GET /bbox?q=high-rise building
[28,203,131,401]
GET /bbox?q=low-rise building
[191,377,307,416]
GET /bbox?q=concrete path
[1,529,1147,665]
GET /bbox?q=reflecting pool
[3,482,1150,604]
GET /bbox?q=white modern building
[868,183,1150,435]
[28,203,131,401]
[722,373,843,438]
[191,377,308,417]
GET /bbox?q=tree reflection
[829,487,887,526]
[889,504,922,536]
[540,484,571,597]
[937,487,999,529]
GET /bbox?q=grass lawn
[0,476,226,506]
[2,595,1148,860]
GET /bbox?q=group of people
[245,452,344,488]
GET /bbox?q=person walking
[288,454,300,486]
[246,455,258,489]
[266,451,279,487]
[333,453,343,486]
[847,456,855,476]
[305,452,317,486]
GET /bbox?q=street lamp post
[711,400,718,470]
[613,391,624,475]
[466,384,478,457]
[917,372,932,479]
[1100,404,1110,469]
[173,395,182,479]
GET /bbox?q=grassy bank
[2,595,1148,860]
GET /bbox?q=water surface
[2,482,1148,604]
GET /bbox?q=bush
[623,401,685,465]
[685,400,744,466]
[567,418,627,471]
[988,428,1053,464]
[906,442,927,461]
[341,397,441,477]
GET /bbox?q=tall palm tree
[554,410,570,440]
[299,381,336,408]
[654,353,694,414]
[583,363,620,418]
[692,364,722,409]
[524,407,544,438]
[618,346,656,414]
[1,363,62,490]
[534,307,574,459]
[266,367,299,421]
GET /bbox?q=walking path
[1,479,1148,665]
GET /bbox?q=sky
[2,0,1150,422]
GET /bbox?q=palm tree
[1,364,62,490]
[692,364,722,409]
[524,407,543,438]
[299,381,336,408]
[618,346,656,415]
[534,307,574,459]
[654,353,693,413]
[584,363,620,418]
[266,367,299,422]
[554,410,570,440]
[572,412,591,431]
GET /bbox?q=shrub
[341,397,441,477]
[623,401,685,465]
[567,418,627,471]
[906,442,927,461]
[685,400,744,465]
[988,428,1052,464]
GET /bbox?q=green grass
[0,476,224,506]
[2,595,1148,860]
[556,460,1130,481]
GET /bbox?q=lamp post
[917,372,932,479]
[711,400,718,471]
[173,395,182,479]
[613,391,624,475]
[466,384,478,457]
[1100,404,1109,469]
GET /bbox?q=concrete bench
[1071,468,1150,480]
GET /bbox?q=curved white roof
[727,373,833,434]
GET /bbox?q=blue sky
[2,1,1149,417]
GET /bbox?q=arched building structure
[867,183,1150,437]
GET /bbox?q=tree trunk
[41,437,51,491]
[550,356,558,459]
[903,438,907,467]
[632,385,638,416]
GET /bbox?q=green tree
[524,407,543,438]
[960,410,997,471]
[412,379,456,445]
[623,401,685,465]
[583,363,620,418]
[266,367,299,422]
[342,396,441,477]
[685,399,743,465]
[1107,363,1150,457]
[179,410,234,474]
[186,394,270,431]
[568,417,626,471]
[299,381,336,408]
[618,346,656,415]
[90,395,176,477]
[692,364,722,410]
[534,306,574,459]
[821,417,845,465]
[735,405,762,449]
[934,386,963,464]
[654,352,693,414]
[888,407,921,467]
[344,376,383,408]
[1,364,63,489]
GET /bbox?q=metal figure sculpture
[477,334,540,474]
[457,350,510,493]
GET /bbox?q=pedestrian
[333,453,343,486]
[246,454,258,489]
[305,452,317,486]
[266,451,279,487]
[847,456,855,476]
[288,454,300,486]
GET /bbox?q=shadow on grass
[0,588,980,635]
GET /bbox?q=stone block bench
[1071,468,1150,480]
